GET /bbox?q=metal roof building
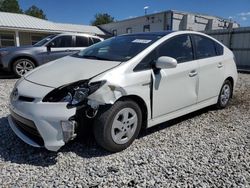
[0,11,106,48]
[100,10,240,36]
[205,27,250,70]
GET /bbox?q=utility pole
[144,6,149,15]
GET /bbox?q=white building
[100,10,239,36]
[0,10,240,48]
[0,11,106,48]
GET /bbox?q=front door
[152,34,199,118]
[45,35,76,63]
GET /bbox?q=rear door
[191,34,225,102]
[152,34,199,118]
[73,35,90,51]
[45,35,75,62]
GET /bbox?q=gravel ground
[0,74,249,187]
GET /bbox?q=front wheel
[216,80,233,109]
[13,59,35,77]
[93,100,142,152]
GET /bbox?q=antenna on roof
[144,6,149,15]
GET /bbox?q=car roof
[56,33,101,39]
[122,31,175,37]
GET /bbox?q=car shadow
[0,116,110,167]
[0,70,16,79]
[138,106,214,138]
[0,116,57,167]
[0,106,215,167]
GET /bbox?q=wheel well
[225,77,234,88]
[118,95,148,130]
[10,56,38,70]
[225,77,234,98]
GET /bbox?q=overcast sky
[19,0,250,26]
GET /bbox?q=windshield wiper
[82,55,114,61]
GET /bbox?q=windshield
[75,34,162,62]
[33,35,56,47]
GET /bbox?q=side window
[134,50,157,71]
[157,35,193,63]
[193,35,217,59]
[76,36,89,47]
[214,41,224,56]
[50,36,73,48]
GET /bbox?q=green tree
[91,13,114,26]
[0,0,22,13]
[25,5,47,20]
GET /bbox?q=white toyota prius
[8,31,238,152]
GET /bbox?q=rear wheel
[13,58,35,77]
[93,100,142,152]
[216,80,232,109]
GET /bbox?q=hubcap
[111,108,138,145]
[220,84,231,106]
[15,60,34,76]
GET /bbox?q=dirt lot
[0,73,249,187]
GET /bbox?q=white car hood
[24,56,120,88]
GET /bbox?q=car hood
[24,56,121,88]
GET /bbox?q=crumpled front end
[8,78,77,151]
[8,64,151,151]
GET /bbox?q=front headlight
[43,80,106,108]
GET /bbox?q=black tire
[93,100,142,152]
[13,58,36,77]
[216,80,233,109]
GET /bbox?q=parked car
[0,33,103,77]
[8,31,238,152]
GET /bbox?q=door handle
[217,62,223,68]
[65,49,72,52]
[189,70,197,77]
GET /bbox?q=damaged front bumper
[9,100,77,151]
[8,78,80,151]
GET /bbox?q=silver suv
[0,33,103,77]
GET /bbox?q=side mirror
[46,42,55,52]
[155,56,177,69]
[47,44,51,52]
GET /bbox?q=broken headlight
[43,80,106,108]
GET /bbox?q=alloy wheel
[111,107,138,145]
[220,84,231,106]
[15,60,34,76]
